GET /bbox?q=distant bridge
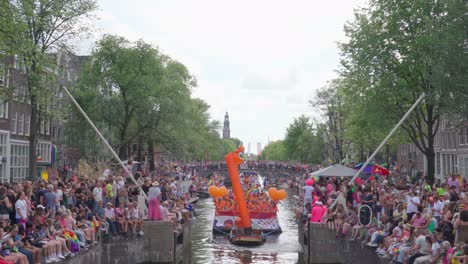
[200,166,307,179]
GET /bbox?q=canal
[192,184,302,264]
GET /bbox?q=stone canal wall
[65,221,192,264]
[299,223,386,264]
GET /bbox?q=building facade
[0,49,84,183]
[397,115,468,179]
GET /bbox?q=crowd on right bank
[303,174,468,264]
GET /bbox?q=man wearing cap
[303,180,315,207]
[104,202,118,236]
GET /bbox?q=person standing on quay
[148,181,162,220]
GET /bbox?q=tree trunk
[136,136,143,162]
[118,144,127,160]
[426,150,436,185]
[28,96,38,181]
[148,141,155,171]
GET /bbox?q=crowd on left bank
[0,160,200,264]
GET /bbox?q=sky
[78,0,368,153]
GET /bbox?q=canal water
[192,184,302,264]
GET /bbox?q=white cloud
[77,0,368,146]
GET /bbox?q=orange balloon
[268,187,277,199]
[219,186,228,197]
[208,185,219,197]
[278,190,287,200]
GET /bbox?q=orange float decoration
[225,146,251,229]
[219,186,228,197]
[208,185,219,197]
[268,187,277,199]
[278,190,287,200]
[268,187,288,201]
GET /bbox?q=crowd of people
[303,173,468,264]
[0,160,197,264]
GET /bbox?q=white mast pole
[330,93,425,209]
[62,86,148,201]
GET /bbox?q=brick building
[0,49,84,183]
[397,115,468,179]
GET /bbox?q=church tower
[223,112,230,139]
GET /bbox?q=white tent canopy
[309,164,357,177]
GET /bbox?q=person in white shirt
[93,181,103,206]
[432,196,444,222]
[15,192,28,226]
[104,202,118,235]
[406,191,421,221]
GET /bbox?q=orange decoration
[268,187,287,201]
[225,146,251,229]
[219,186,228,197]
[208,185,219,197]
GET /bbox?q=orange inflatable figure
[225,146,251,229]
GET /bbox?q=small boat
[229,228,266,246]
[197,186,211,198]
[197,191,211,198]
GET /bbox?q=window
[17,113,24,135]
[460,128,466,145]
[454,132,457,148]
[37,142,51,162]
[460,156,468,179]
[24,115,30,136]
[11,112,17,134]
[0,62,5,86]
[0,133,7,182]
[13,55,18,70]
[45,119,50,135]
[447,133,451,149]
[436,153,441,175]
[0,100,7,119]
[10,144,29,183]
[16,85,26,102]
[52,127,56,139]
[466,127,468,145]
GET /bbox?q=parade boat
[208,146,286,245]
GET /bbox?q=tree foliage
[0,0,97,180]
[73,35,229,164]
[261,140,287,161]
[283,115,324,163]
[338,0,468,183]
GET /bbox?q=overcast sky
[78,0,368,153]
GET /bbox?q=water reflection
[192,182,302,264]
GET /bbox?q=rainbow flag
[89,221,100,231]
[63,230,80,252]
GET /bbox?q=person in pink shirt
[326,180,335,196]
[411,211,426,228]
[310,202,324,223]
[320,203,327,223]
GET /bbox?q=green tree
[262,140,287,161]
[0,0,97,180]
[311,80,350,163]
[78,35,164,159]
[284,115,323,163]
[340,0,468,183]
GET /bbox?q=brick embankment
[300,223,387,264]
[63,221,191,264]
